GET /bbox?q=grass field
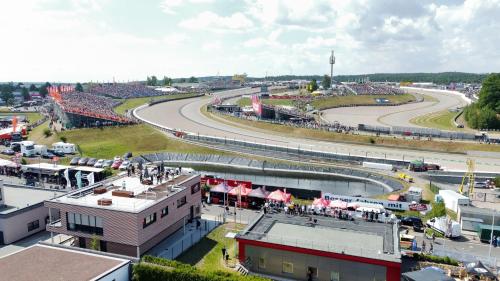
[410,110,461,131]
[0,112,44,123]
[205,109,500,153]
[311,94,416,110]
[236,97,294,107]
[177,223,244,272]
[114,93,199,115]
[30,124,231,159]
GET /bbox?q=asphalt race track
[136,88,500,172]
[322,88,469,128]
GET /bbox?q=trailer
[439,189,470,213]
[52,142,77,154]
[477,224,500,243]
[426,216,461,238]
[362,161,393,171]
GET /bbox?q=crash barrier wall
[359,124,477,140]
[132,152,404,192]
[132,102,416,169]
[148,93,205,106]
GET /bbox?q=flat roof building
[45,173,201,257]
[236,213,401,281]
[0,244,130,281]
[0,181,66,245]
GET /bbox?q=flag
[76,170,82,189]
[64,169,71,188]
[87,172,95,185]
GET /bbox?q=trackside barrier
[132,102,414,169]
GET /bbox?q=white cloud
[202,41,222,51]
[179,11,253,32]
[160,0,214,14]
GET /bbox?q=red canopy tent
[312,198,330,208]
[248,187,269,199]
[228,185,252,196]
[267,189,291,203]
[210,183,233,193]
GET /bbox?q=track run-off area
[135,88,500,172]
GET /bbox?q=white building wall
[0,206,50,244]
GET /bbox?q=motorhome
[34,144,47,155]
[52,142,76,154]
[11,141,36,157]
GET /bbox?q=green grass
[114,93,199,115]
[177,223,244,272]
[236,97,294,107]
[0,112,43,123]
[410,110,462,131]
[31,124,233,159]
[311,94,415,110]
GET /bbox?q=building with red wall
[236,213,401,281]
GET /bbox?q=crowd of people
[87,83,163,99]
[57,91,131,123]
[347,83,404,95]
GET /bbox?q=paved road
[135,88,500,172]
[322,88,468,128]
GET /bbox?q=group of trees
[146,76,174,86]
[0,82,45,105]
[464,73,500,129]
[306,79,318,92]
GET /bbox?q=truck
[11,141,36,157]
[52,142,77,154]
[426,217,461,239]
[408,160,440,172]
[398,173,414,183]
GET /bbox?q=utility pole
[329,50,335,89]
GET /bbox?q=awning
[248,187,269,198]
[228,185,252,196]
[267,189,291,203]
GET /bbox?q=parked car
[102,160,113,168]
[1,148,15,155]
[119,161,131,170]
[41,152,56,159]
[122,152,132,160]
[78,157,89,165]
[113,156,121,161]
[400,216,424,232]
[70,157,81,165]
[94,159,105,168]
[48,149,65,157]
[111,160,123,169]
[87,158,97,166]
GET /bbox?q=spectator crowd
[87,83,163,99]
[347,83,404,95]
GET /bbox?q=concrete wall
[245,245,387,281]
[0,205,50,244]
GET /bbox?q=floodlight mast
[329,50,335,89]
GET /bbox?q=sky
[0,0,499,82]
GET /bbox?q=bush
[494,177,500,188]
[413,253,459,266]
[369,137,376,144]
[60,136,67,143]
[425,202,446,220]
[43,128,52,138]
[21,158,27,165]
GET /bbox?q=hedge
[413,253,459,266]
[134,256,270,281]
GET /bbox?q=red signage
[251,95,262,117]
[409,203,428,211]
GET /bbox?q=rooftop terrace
[49,174,195,213]
[237,213,400,263]
[0,185,66,215]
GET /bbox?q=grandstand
[344,82,404,95]
[48,86,133,129]
[87,83,162,99]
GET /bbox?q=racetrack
[135,88,500,172]
[322,88,469,128]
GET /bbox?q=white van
[34,144,47,155]
[11,141,36,157]
[52,142,77,154]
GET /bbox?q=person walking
[221,246,226,258]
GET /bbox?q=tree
[39,82,51,98]
[179,78,187,83]
[321,74,331,89]
[21,87,30,101]
[478,73,500,112]
[188,76,198,83]
[150,76,158,86]
[75,82,84,92]
[162,76,172,86]
[464,73,500,129]
[89,235,100,251]
[29,84,37,91]
[60,136,67,143]
[307,79,318,92]
[0,84,15,106]
[43,128,52,138]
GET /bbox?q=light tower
[329,50,335,89]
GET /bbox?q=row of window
[67,212,104,235]
[258,259,339,281]
[27,220,39,232]
[143,196,188,229]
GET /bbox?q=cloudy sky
[1,0,499,82]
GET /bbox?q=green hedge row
[413,253,459,266]
[134,256,270,281]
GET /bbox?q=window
[143,213,156,228]
[161,206,169,218]
[191,183,200,194]
[27,220,39,232]
[66,212,103,235]
[177,196,187,208]
[308,267,318,278]
[282,262,293,274]
[330,271,340,281]
[258,257,265,269]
